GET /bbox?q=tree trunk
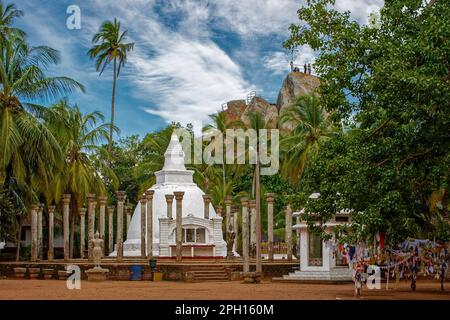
[108,57,117,153]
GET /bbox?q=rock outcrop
[241,97,278,129]
[220,71,320,130]
[276,72,320,112]
[222,99,247,125]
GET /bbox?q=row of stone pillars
[30,191,131,262]
[217,193,293,268]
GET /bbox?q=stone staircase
[188,265,230,282]
[275,267,352,283]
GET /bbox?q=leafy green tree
[285,0,450,243]
[88,18,134,152]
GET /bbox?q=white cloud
[16,0,385,130]
[83,1,254,125]
[133,38,252,125]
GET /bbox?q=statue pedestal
[85,267,109,281]
[241,271,263,284]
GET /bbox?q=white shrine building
[283,193,352,281]
[114,133,227,258]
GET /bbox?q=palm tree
[88,18,134,152]
[0,30,84,259]
[0,35,85,181]
[45,101,118,258]
[279,93,337,186]
[0,1,24,43]
[202,112,245,205]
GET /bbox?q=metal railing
[246,91,256,105]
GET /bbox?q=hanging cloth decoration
[380,232,385,250]
[349,246,356,261]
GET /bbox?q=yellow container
[153,272,163,281]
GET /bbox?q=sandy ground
[0,279,449,300]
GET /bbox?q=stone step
[188,265,226,269]
[194,276,230,281]
[192,272,227,275]
[189,267,230,281]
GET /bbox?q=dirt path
[0,279,449,300]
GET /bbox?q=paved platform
[0,279,449,300]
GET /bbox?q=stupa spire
[162,132,186,171]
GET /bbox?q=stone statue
[226,231,236,258]
[90,231,104,268]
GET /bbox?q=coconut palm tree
[0,1,24,43]
[0,35,85,183]
[279,93,337,186]
[45,100,118,258]
[202,112,245,205]
[88,18,134,152]
[0,30,84,259]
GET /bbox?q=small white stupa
[118,132,226,258]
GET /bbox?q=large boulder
[276,72,320,112]
[222,99,247,125]
[241,96,278,129]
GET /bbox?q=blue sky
[14,0,382,138]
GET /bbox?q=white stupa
[117,133,226,258]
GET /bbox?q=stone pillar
[165,194,174,219]
[249,200,256,256]
[266,193,275,261]
[139,196,146,259]
[202,194,211,219]
[30,204,39,262]
[62,194,71,261]
[116,191,126,261]
[125,204,132,233]
[87,193,96,261]
[241,198,250,273]
[285,204,293,261]
[224,196,233,236]
[146,190,154,258]
[174,191,185,262]
[79,207,87,258]
[232,206,239,253]
[37,204,43,260]
[98,196,107,240]
[107,205,115,254]
[215,205,223,218]
[47,205,55,261]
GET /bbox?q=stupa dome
[117,133,223,257]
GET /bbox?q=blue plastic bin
[129,265,143,281]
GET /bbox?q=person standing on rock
[304,64,307,73]
[307,63,312,74]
